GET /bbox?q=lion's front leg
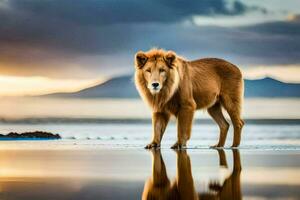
[145,112,170,149]
[171,106,195,149]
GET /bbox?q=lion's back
[189,58,242,80]
[186,58,243,109]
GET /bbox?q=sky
[0,0,300,96]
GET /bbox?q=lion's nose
[152,82,159,88]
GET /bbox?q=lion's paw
[171,142,186,149]
[144,142,160,149]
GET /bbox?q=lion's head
[134,49,180,98]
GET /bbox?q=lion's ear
[164,51,176,67]
[135,51,148,68]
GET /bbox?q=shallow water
[0,149,299,200]
[0,123,299,150]
[0,123,299,200]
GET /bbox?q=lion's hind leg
[208,102,230,148]
[221,95,244,148]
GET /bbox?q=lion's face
[135,50,178,95]
[142,59,169,94]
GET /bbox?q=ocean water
[0,122,299,150]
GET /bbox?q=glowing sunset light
[0,75,103,96]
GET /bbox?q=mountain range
[43,75,300,98]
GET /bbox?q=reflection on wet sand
[0,149,299,199]
[142,149,242,200]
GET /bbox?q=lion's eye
[159,68,165,73]
[146,69,151,73]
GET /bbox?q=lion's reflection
[142,149,242,200]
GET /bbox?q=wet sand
[0,149,299,200]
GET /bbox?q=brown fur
[142,149,242,200]
[135,49,244,148]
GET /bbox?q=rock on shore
[0,131,61,139]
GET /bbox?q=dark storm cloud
[0,0,253,54]
[7,0,250,25]
[0,0,299,78]
[125,22,300,66]
[241,20,300,35]
[0,0,260,77]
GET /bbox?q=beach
[0,122,299,200]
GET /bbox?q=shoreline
[1,118,300,125]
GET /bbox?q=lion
[134,49,244,149]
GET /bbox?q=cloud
[0,0,253,78]
[129,22,300,66]
[0,0,299,80]
[241,19,300,35]
[1,19,300,78]
[0,0,254,55]
[5,0,251,25]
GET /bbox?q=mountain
[44,75,139,98]
[43,75,300,98]
[244,77,300,97]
